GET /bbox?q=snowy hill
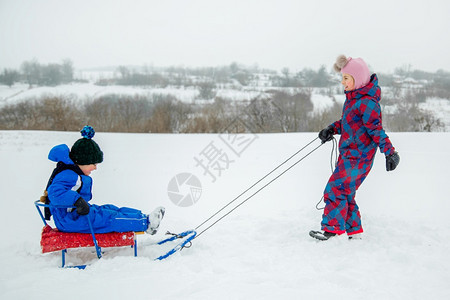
[1,130,449,299]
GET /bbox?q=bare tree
[0,68,21,87]
[21,59,41,87]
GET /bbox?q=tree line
[0,59,75,87]
[2,59,450,96]
[0,88,444,133]
[2,59,450,101]
[0,91,317,133]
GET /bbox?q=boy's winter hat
[69,126,103,165]
[333,55,371,89]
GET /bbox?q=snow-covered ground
[1,130,449,299]
[0,83,270,106]
[0,83,200,105]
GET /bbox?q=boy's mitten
[386,152,400,171]
[319,126,334,143]
[74,197,90,215]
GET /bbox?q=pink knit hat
[333,55,371,89]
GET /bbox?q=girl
[46,126,165,234]
[310,55,400,241]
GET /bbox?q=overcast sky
[1,0,449,73]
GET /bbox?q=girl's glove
[386,152,400,171]
[74,197,90,215]
[319,126,334,143]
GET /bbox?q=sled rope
[330,137,338,173]
[315,137,338,210]
[194,137,324,239]
[165,231,192,249]
[194,137,319,232]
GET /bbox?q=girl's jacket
[47,144,147,233]
[330,74,395,161]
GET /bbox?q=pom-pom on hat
[333,55,371,89]
[69,126,103,165]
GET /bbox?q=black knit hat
[69,126,104,165]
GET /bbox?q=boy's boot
[146,207,165,235]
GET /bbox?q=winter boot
[146,207,165,235]
[309,230,337,241]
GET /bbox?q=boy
[46,126,165,234]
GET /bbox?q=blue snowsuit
[47,144,149,233]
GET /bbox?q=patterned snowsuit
[321,74,395,235]
[47,144,149,233]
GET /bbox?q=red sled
[35,200,141,268]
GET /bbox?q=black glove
[74,197,90,215]
[386,152,400,171]
[319,126,334,144]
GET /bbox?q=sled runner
[35,200,196,268]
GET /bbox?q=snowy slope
[0,131,449,300]
[0,83,200,105]
[0,83,263,106]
